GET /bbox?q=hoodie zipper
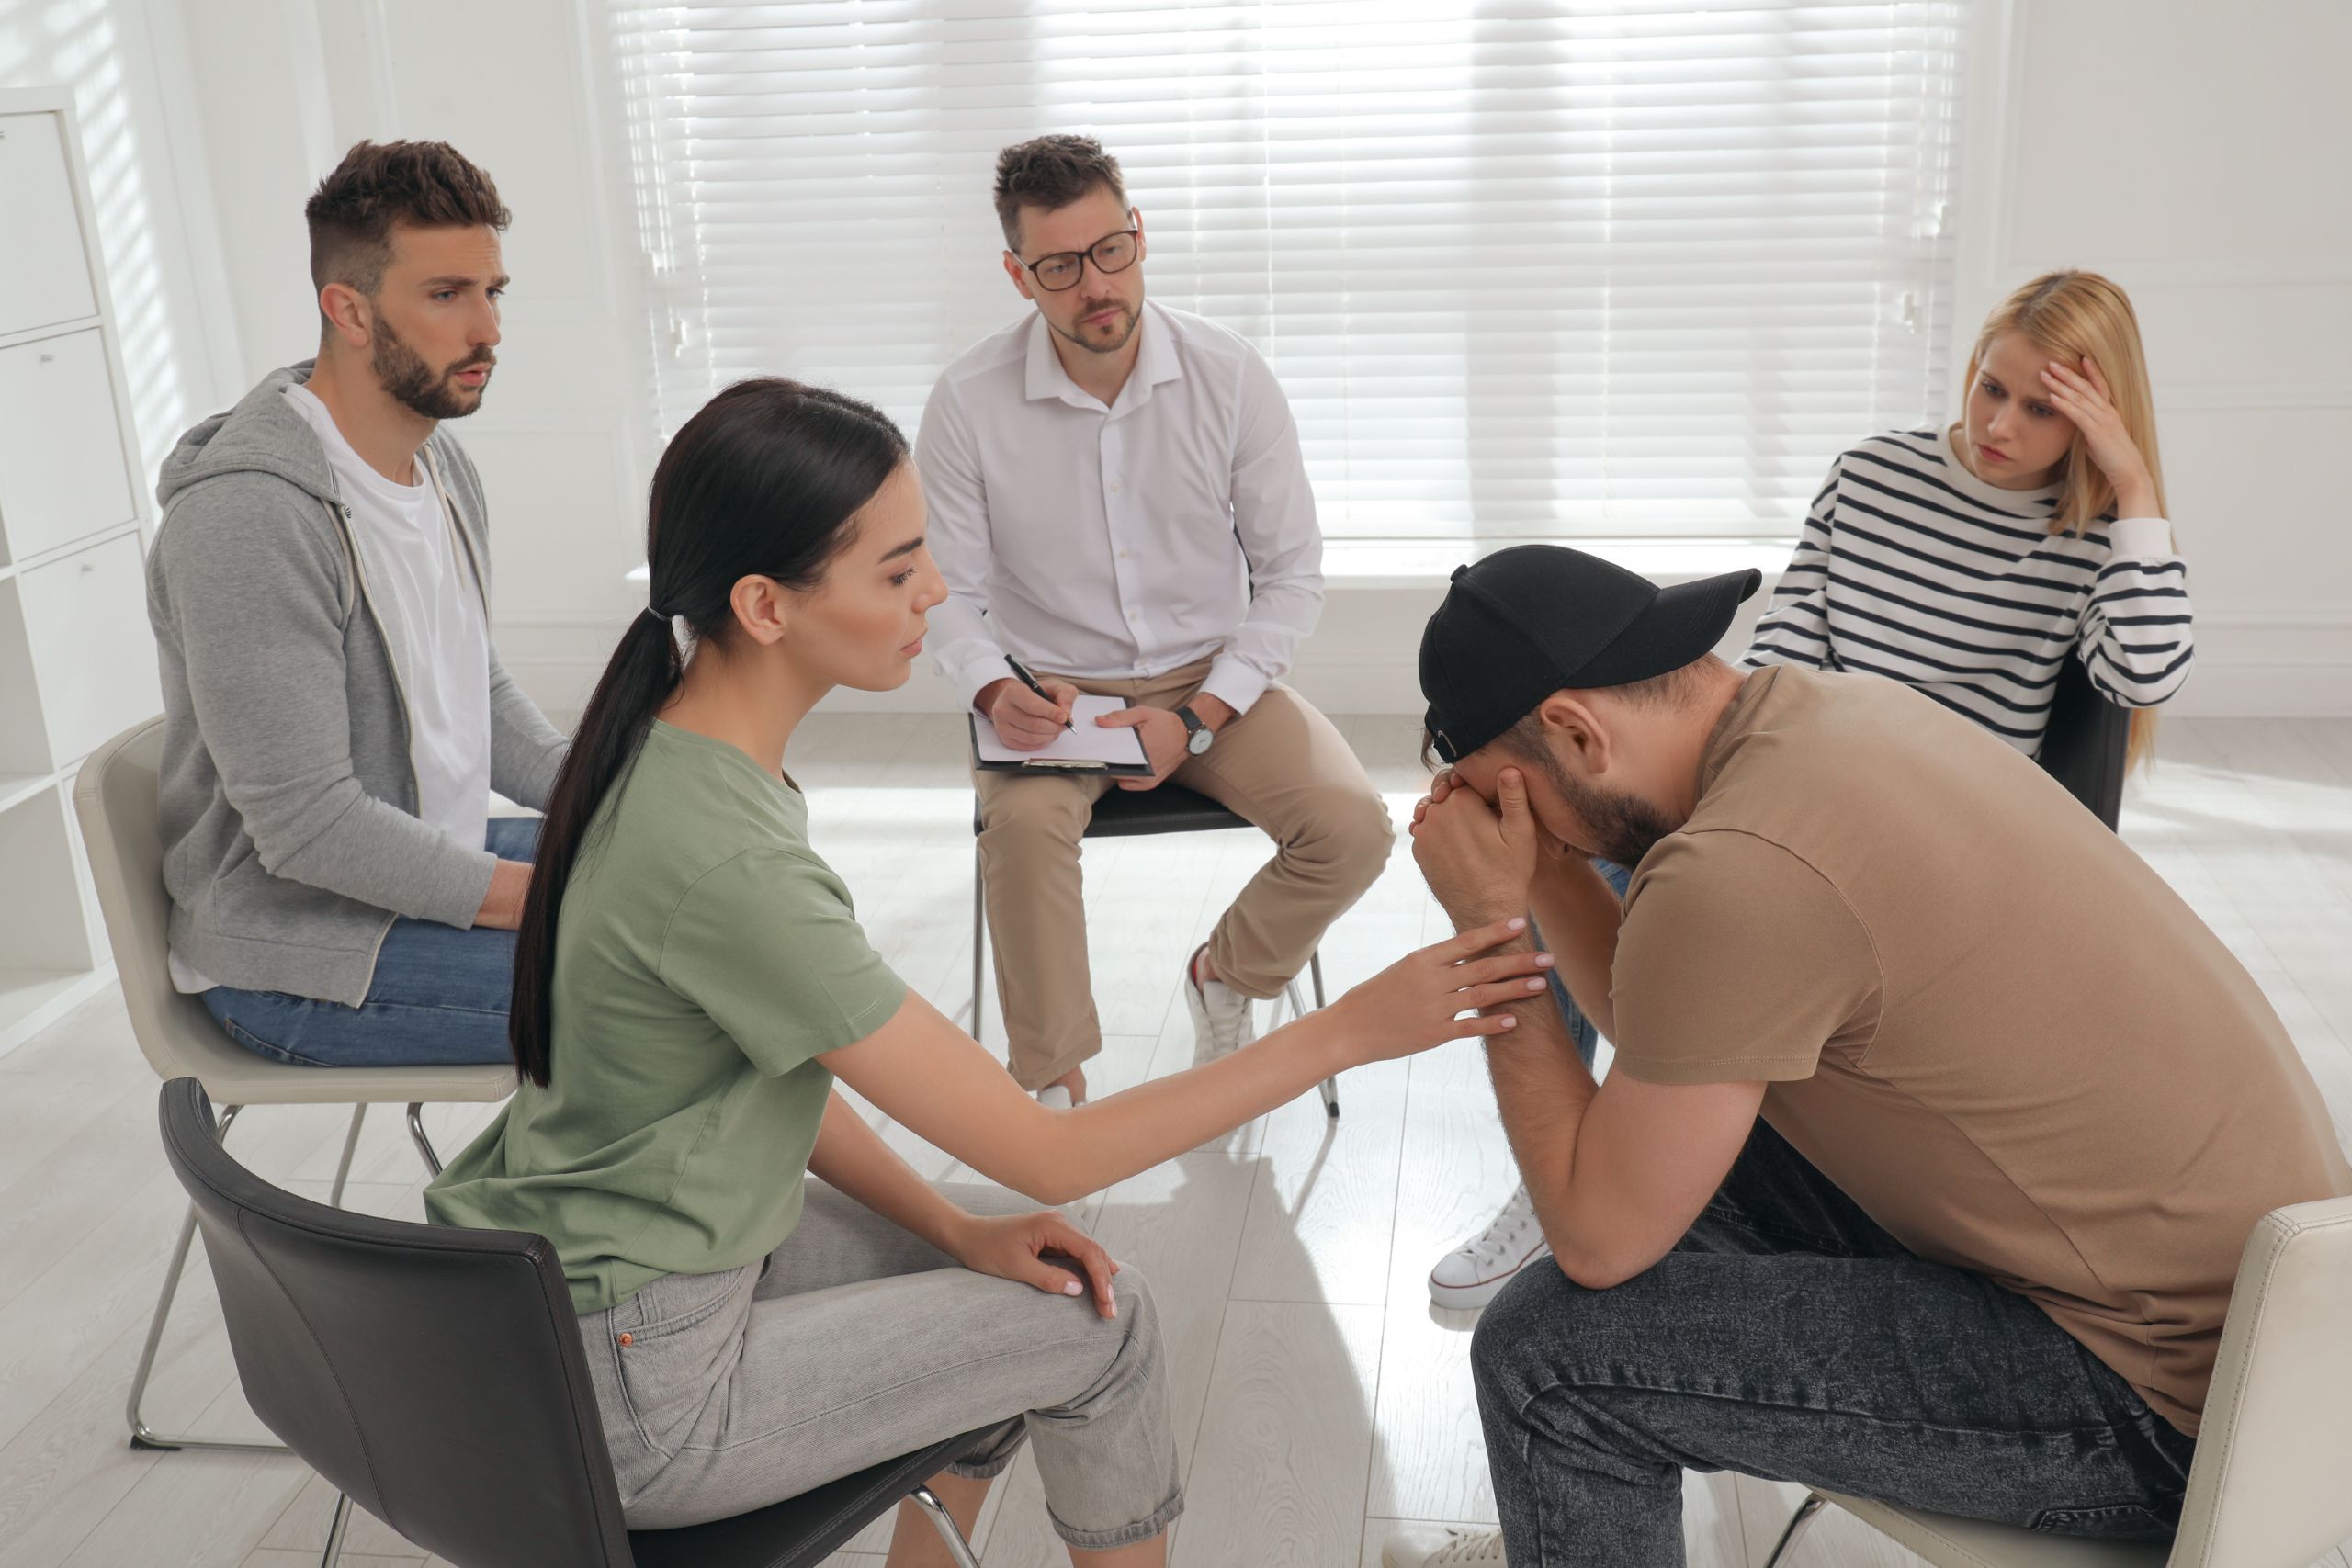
[422,445,492,610]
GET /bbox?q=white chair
[73,717,513,1454]
[1761,1194,2352,1568]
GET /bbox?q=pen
[1004,655,1075,731]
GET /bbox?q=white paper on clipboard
[972,694,1151,770]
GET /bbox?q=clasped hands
[1409,765,1544,933]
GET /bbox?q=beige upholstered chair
[1762,1194,2352,1568]
[73,717,513,1453]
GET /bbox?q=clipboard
[971,694,1154,775]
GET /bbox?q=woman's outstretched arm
[823,918,1551,1205]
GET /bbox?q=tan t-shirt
[1611,665,2350,1436]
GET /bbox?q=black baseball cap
[1419,546,1761,764]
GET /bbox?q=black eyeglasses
[1019,220,1141,292]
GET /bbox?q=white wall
[13,0,2348,719]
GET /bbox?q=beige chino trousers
[974,659,1393,1091]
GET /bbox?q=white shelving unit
[0,90,163,1055]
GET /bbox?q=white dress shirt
[915,301,1323,716]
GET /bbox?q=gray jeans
[580,1179,1183,1547]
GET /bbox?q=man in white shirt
[918,135,1392,1104]
[149,140,568,1066]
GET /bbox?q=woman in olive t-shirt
[425,379,1545,1561]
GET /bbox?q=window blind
[606,1,1968,542]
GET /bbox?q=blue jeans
[1544,858,1634,1069]
[1474,1121,2196,1564]
[203,816,539,1068]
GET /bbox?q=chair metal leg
[319,1491,354,1568]
[905,1483,984,1568]
[1758,1491,1828,1568]
[1308,949,1339,1116]
[405,1103,443,1177]
[1273,952,1343,1119]
[127,1103,290,1455]
[971,843,987,1041]
[326,1103,366,1211]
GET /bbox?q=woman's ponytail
[508,608,682,1086]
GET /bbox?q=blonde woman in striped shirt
[1424,271,2192,1316]
[1747,269,2191,764]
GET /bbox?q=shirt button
[1118,548,1130,559]
[1110,483,1122,494]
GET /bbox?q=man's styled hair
[306,140,510,302]
[992,134,1125,250]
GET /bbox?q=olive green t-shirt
[1609,665,2351,1436]
[425,721,908,1316]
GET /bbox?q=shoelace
[1431,1528,1508,1565]
[1463,1189,1540,1269]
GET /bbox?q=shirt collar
[1022,302,1184,415]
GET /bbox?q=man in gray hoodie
[146,139,568,1068]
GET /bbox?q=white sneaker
[1036,1084,1074,1110]
[1428,1183,1550,1310]
[1185,944,1258,1066]
[1383,1525,1508,1567]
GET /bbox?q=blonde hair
[1961,270,2170,770]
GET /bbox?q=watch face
[1188,726,1215,754]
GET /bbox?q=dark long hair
[508,378,909,1087]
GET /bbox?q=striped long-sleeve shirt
[1744,427,2194,755]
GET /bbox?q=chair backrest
[2036,657,2130,829]
[2166,1195,2352,1568]
[156,1076,637,1568]
[69,717,223,1081]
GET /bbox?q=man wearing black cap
[1377,546,2348,1568]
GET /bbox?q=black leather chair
[2037,656,2132,830]
[972,781,1341,1115]
[154,1077,1014,1568]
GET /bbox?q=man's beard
[1052,297,1139,355]
[371,316,492,420]
[1520,744,1675,869]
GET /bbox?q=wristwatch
[1177,705,1216,756]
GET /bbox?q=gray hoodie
[147,362,568,1006]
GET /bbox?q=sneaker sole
[1427,1245,1552,1311]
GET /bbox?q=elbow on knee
[1550,1244,1639,1292]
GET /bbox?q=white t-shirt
[170,386,492,993]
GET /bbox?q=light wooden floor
[2,715,2348,1568]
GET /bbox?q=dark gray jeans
[1473,1118,2198,1565]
